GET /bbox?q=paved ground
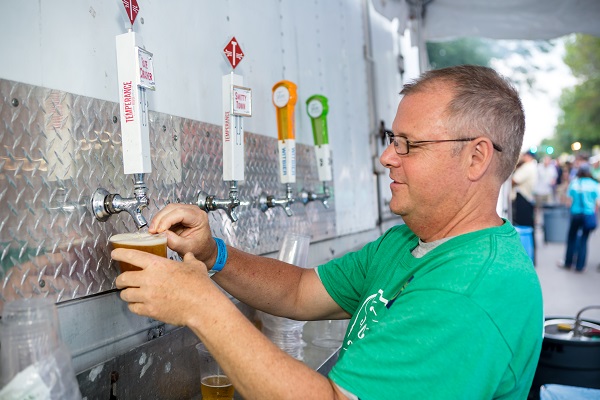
[534,221,600,322]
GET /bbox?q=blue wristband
[209,237,227,276]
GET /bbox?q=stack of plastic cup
[0,298,81,399]
[260,232,310,360]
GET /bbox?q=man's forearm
[211,247,348,321]
[187,287,347,400]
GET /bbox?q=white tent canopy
[373,0,600,41]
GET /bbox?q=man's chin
[388,203,407,216]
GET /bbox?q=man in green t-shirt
[114,65,543,399]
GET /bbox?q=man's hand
[148,204,217,267]
[114,249,223,326]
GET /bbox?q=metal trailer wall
[0,0,403,383]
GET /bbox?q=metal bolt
[39,279,46,288]
[11,98,19,107]
[173,135,178,141]
[112,116,118,123]
[162,125,166,132]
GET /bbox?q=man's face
[380,87,468,223]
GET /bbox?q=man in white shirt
[534,156,558,207]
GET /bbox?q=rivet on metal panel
[112,116,118,123]
[162,125,166,132]
[38,279,45,288]
[11,98,19,107]
[173,135,178,141]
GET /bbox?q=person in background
[534,156,558,207]
[560,164,600,272]
[556,160,572,205]
[512,150,538,264]
[590,155,600,181]
[512,150,538,228]
[113,65,543,399]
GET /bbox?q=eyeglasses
[384,130,503,155]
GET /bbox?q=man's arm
[113,251,349,400]
[148,203,349,321]
[214,247,350,320]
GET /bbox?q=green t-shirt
[318,221,543,399]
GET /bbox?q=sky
[492,37,578,152]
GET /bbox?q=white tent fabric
[373,0,600,40]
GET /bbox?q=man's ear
[467,138,495,181]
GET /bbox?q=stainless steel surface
[0,78,336,310]
[76,319,341,399]
[573,305,600,338]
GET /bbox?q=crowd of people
[511,151,600,272]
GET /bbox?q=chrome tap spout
[197,181,241,222]
[299,182,330,209]
[92,173,149,229]
[259,183,295,217]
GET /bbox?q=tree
[427,38,555,91]
[553,34,600,155]
[427,38,496,69]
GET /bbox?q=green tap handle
[306,95,329,146]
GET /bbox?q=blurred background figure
[590,155,600,181]
[512,150,538,264]
[534,156,559,223]
[512,151,538,228]
[560,164,600,272]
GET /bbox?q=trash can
[543,205,570,243]
[514,225,534,262]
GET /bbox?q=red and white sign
[137,48,155,90]
[223,37,244,69]
[122,0,139,26]
[231,85,252,117]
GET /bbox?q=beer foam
[109,232,166,246]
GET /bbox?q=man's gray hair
[402,65,524,183]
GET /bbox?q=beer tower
[92,0,155,229]
[299,94,332,208]
[259,80,298,216]
[197,37,251,222]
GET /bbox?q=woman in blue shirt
[561,164,600,272]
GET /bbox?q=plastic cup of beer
[195,342,234,400]
[109,232,167,272]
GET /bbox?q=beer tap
[197,181,241,222]
[93,174,149,229]
[259,183,295,216]
[92,25,155,230]
[198,72,251,222]
[299,182,330,209]
[301,94,333,209]
[261,80,298,218]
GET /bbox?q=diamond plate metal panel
[0,79,336,309]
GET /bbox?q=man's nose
[380,144,398,169]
